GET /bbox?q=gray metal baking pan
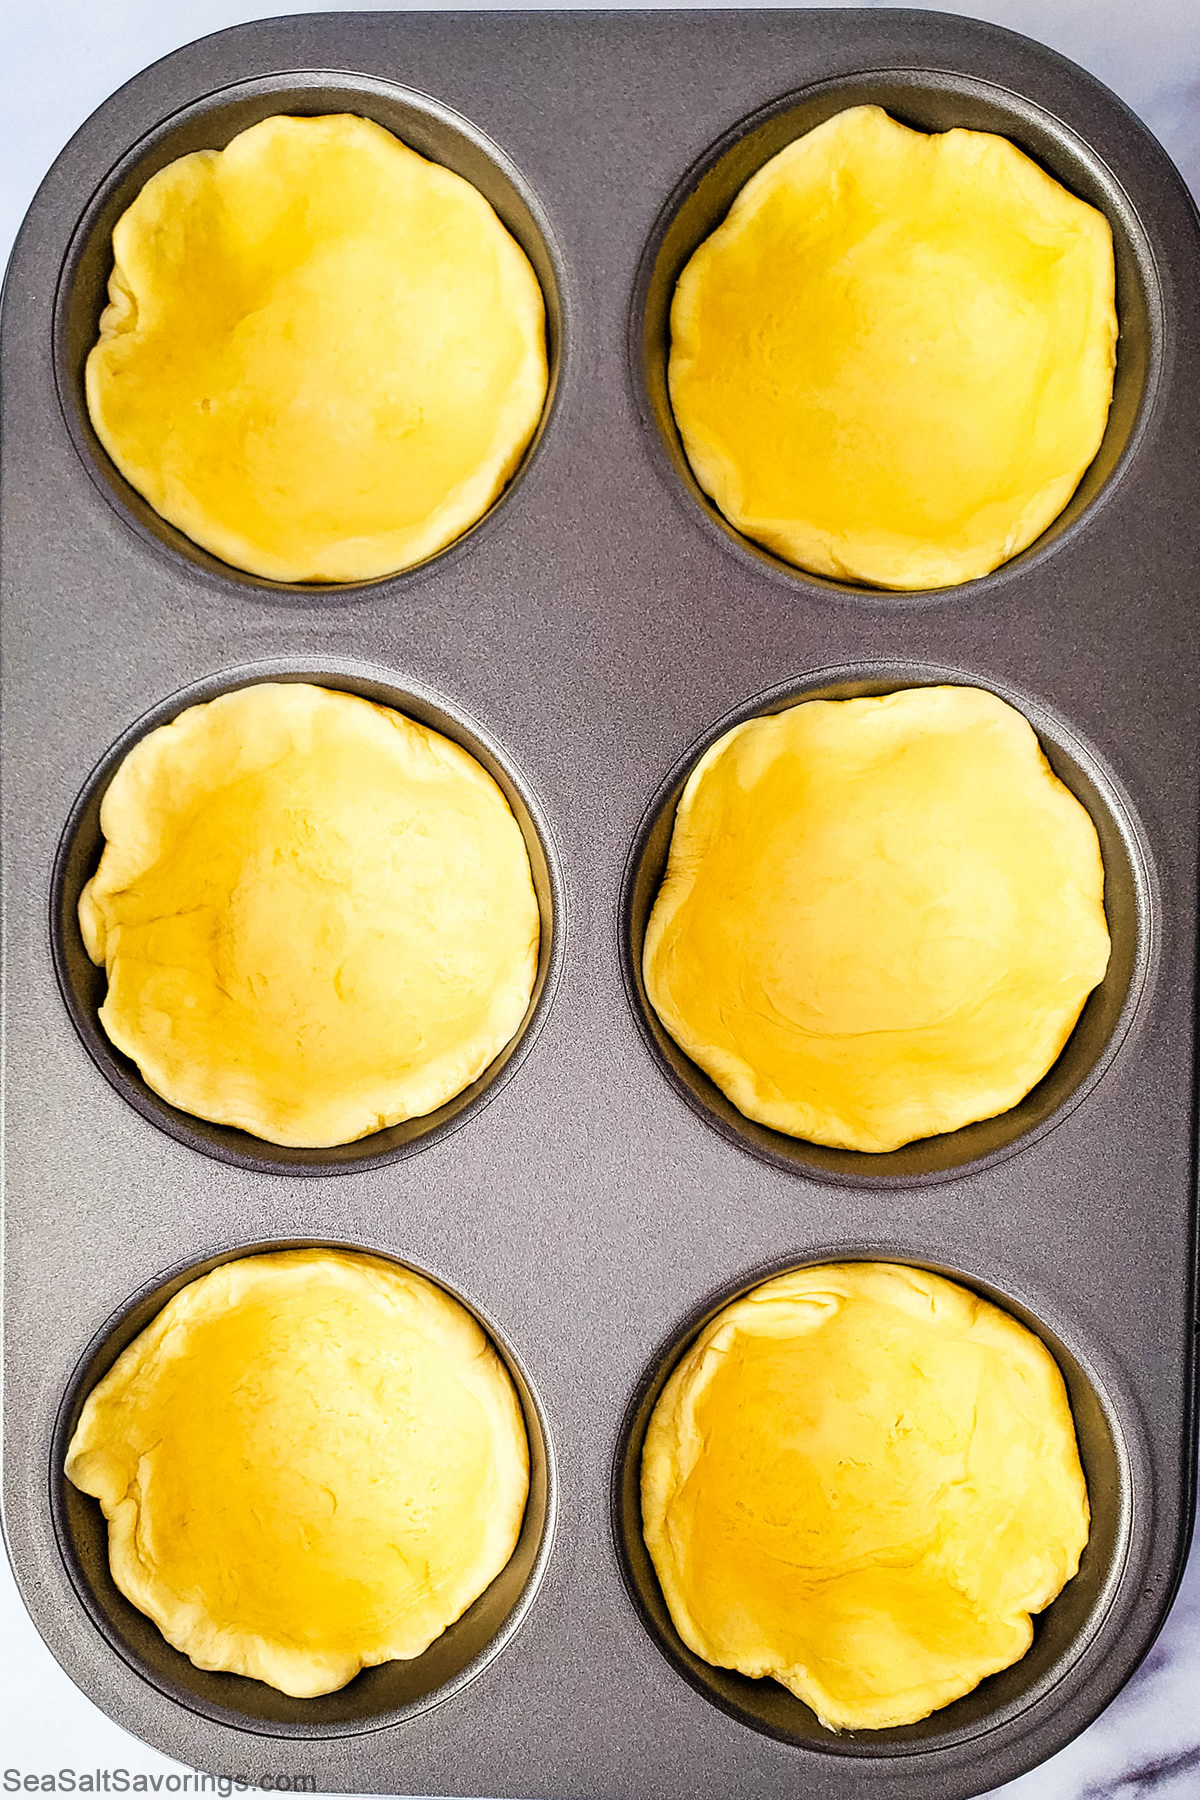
[2,10,1198,1799]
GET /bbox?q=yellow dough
[85,113,548,582]
[66,1249,530,1697]
[641,1262,1089,1730]
[79,681,540,1147]
[643,685,1110,1152]
[669,105,1117,589]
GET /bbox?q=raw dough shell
[668,105,1117,589]
[66,1249,531,1698]
[641,1261,1090,1730]
[78,681,541,1148]
[85,113,548,582]
[642,685,1110,1152]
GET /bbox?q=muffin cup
[632,68,1162,601]
[621,662,1155,1186]
[613,1248,1137,1754]
[54,71,566,598]
[51,1238,556,1736]
[51,659,563,1174]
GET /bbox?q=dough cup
[620,663,1153,1185]
[52,663,561,1174]
[52,1240,555,1735]
[54,72,564,594]
[613,1251,1135,1753]
[632,68,1158,598]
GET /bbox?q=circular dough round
[641,1261,1090,1730]
[642,685,1110,1152]
[85,113,548,582]
[668,105,1117,589]
[66,1249,530,1697]
[79,681,541,1147]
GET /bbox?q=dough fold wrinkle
[79,682,540,1148]
[85,113,548,582]
[643,685,1110,1152]
[669,104,1117,589]
[641,1263,1090,1730]
[65,1250,530,1697]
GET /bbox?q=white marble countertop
[2,3,1197,1796]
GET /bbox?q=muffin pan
[2,11,1197,1800]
